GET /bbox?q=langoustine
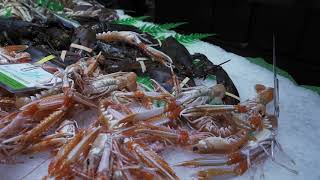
[96,31,173,68]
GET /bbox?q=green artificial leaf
[3,7,12,17]
[139,22,187,34]
[112,16,150,25]
[155,100,166,107]
[174,33,215,44]
[158,22,187,30]
[139,24,167,33]
[48,1,64,12]
[192,59,204,68]
[36,0,49,7]
[134,16,150,21]
[137,76,153,91]
[112,17,215,45]
[150,32,170,41]
[53,13,80,28]
[301,85,320,95]
[246,57,320,96]
[248,131,256,140]
[207,74,216,80]
[246,57,297,84]
[208,98,223,105]
[36,0,64,12]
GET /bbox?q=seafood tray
[0,1,299,179]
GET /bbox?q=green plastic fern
[139,24,165,33]
[36,0,64,12]
[151,33,169,41]
[112,16,150,25]
[159,22,187,29]
[3,7,12,17]
[112,16,214,44]
[139,22,187,34]
[137,76,153,90]
[174,33,215,44]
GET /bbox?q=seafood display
[0,1,297,179]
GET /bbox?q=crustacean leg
[23,120,77,154]
[127,141,179,180]
[48,126,101,178]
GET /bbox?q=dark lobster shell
[160,37,240,105]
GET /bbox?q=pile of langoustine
[0,1,298,179]
[0,48,297,179]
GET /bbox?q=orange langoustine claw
[0,45,31,64]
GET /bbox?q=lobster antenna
[217,59,231,66]
[19,156,51,179]
[273,35,280,118]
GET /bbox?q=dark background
[102,0,320,86]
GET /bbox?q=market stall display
[1,1,318,180]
